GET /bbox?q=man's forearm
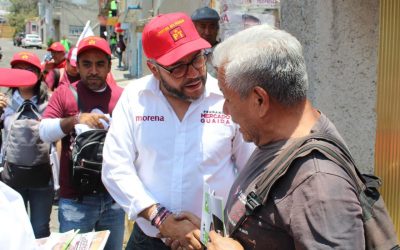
[138,204,159,221]
[60,114,78,134]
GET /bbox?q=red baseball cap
[10,51,42,71]
[47,42,66,52]
[77,36,111,56]
[66,47,77,67]
[142,12,211,66]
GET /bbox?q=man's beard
[159,75,207,102]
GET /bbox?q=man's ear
[253,86,269,116]
[146,61,160,80]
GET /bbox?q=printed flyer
[200,183,226,245]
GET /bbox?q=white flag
[76,20,95,47]
[71,20,95,63]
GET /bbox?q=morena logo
[135,115,165,122]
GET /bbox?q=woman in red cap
[0,51,53,239]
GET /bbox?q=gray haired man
[177,24,365,250]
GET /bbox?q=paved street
[0,37,133,237]
[0,38,47,67]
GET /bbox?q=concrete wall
[39,0,100,46]
[281,0,379,173]
[60,0,100,45]
[137,0,205,76]
[158,0,202,15]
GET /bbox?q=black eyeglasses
[155,53,207,79]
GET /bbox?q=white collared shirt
[102,74,255,237]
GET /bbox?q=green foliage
[47,37,54,47]
[7,0,39,33]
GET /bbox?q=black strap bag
[231,133,399,250]
[69,86,107,195]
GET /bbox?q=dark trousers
[125,224,171,250]
[117,52,123,68]
[16,185,54,238]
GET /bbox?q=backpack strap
[68,85,86,202]
[229,134,313,235]
[230,132,366,236]
[255,133,366,202]
[68,84,83,112]
[16,100,42,120]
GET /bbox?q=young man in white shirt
[39,36,125,250]
[102,12,255,250]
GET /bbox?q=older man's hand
[207,231,244,250]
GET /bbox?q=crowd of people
[0,5,398,250]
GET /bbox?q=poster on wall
[217,0,280,40]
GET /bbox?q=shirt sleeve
[39,118,65,143]
[288,159,365,249]
[42,85,67,119]
[102,88,156,220]
[39,87,69,143]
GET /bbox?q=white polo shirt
[102,74,255,237]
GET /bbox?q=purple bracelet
[151,206,172,229]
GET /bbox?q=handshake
[143,208,243,250]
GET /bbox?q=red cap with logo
[47,42,66,52]
[77,36,111,56]
[142,12,211,66]
[10,51,42,71]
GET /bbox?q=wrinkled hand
[159,214,202,250]
[78,113,109,129]
[0,93,8,113]
[207,231,244,250]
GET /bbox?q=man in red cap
[102,12,255,250]
[43,41,67,91]
[45,41,67,70]
[39,36,125,250]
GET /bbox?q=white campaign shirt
[102,74,255,237]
